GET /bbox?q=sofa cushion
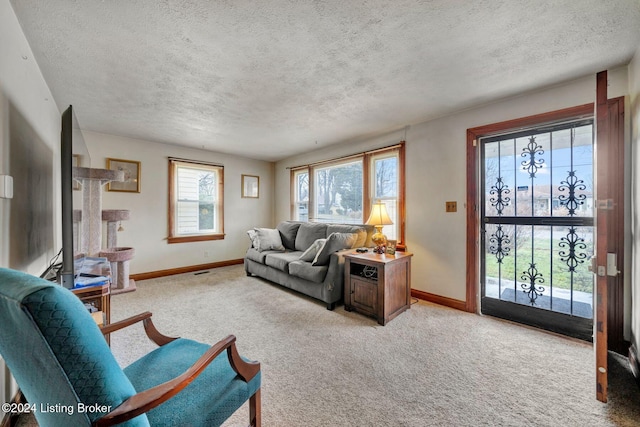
[246,248,281,264]
[255,228,286,251]
[312,232,358,266]
[294,223,328,251]
[299,238,326,262]
[326,224,370,248]
[276,221,302,250]
[288,260,329,283]
[265,251,304,273]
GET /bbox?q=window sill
[168,233,225,244]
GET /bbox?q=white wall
[629,45,640,358]
[83,131,274,274]
[0,0,61,407]
[275,68,630,304]
[0,1,60,273]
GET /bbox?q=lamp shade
[365,201,393,226]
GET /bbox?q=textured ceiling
[9,0,640,161]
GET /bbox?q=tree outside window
[294,170,309,221]
[314,161,363,224]
[372,154,398,240]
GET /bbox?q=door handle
[588,256,606,277]
[588,255,619,277]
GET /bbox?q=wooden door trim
[606,96,626,355]
[595,70,609,403]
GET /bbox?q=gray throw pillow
[352,229,368,248]
[326,225,368,247]
[299,238,326,262]
[277,221,302,250]
[255,228,285,251]
[312,232,358,266]
[294,222,328,251]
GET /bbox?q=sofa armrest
[328,248,352,271]
[323,248,354,292]
[334,248,355,259]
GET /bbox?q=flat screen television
[58,105,90,288]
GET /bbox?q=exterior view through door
[480,119,594,341]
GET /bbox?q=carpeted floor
[105,265,640,427]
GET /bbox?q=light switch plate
[445,201,457,212]
[0,175,14,199]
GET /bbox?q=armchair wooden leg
[250,388,261,427]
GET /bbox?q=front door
[480,119,595,340]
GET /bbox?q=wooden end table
[344,251,413,325]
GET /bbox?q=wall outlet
[204,250,210,258]
[445,201,457,212]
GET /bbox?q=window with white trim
[168,158,224,243]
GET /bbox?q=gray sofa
[244,221,374,310]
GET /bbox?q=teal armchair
[0,268,261,426]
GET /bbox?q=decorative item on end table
[386,240,397,255]
[362,265,378,279]
[365,200,393,254]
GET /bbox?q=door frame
[595,70,609,403]
[466,100,625,347]
[466,103,595,314]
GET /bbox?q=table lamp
[365,200,393,254]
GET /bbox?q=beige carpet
[107,265,640,427]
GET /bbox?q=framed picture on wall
[242,174,259,198]
[106,158,141,193]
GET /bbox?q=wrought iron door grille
[481,120,594,319]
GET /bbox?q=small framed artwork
[242,174,259,198]
[106,158,141,193]
[386,240,397,255]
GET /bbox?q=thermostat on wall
[0,175,13,199]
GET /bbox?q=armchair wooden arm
[100,312,151,335]
[100,311,177,346]
[95,334,260,427]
